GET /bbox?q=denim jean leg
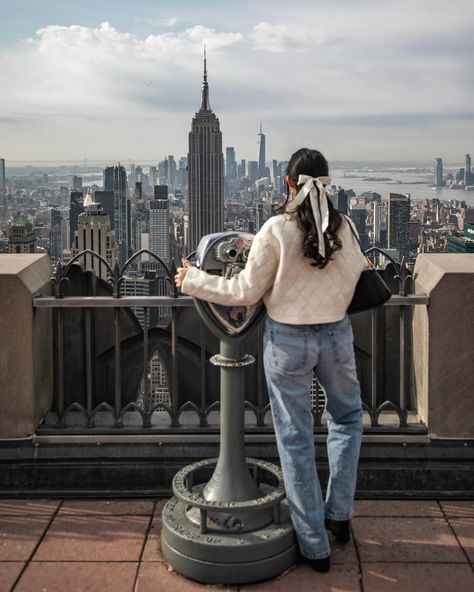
[263,319,331,559]
[314,316,363,521]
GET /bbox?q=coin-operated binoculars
[161,232,297,584]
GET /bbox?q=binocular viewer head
[192,232,265,340]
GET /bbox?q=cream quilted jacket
[181,214,367,324]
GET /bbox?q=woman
[175,148,367,573]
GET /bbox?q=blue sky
[0,0,473,162]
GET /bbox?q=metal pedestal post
[161,340,297,584]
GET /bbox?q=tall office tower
[71,190,117,280]
[94,191,114,229]
[8,215,36,253]
[0,158,5,207]
[133,200,149,253]
[349,204,369,250]
[69,191,84,247]
[0,158,6,231]
[188,50,224,252]
[149,166,157,188]
[135,182,143,201]
[434,158,443,187]
[334,189,349,215]
[149,190,170,261]
[167,156,177,186]
[257,121,266,179]
[225,147,236,180]
[71,175,82,191]
[49,208,62,260]
[60,208,70,254]
[256,202,265,231]
[248,161,258,182]
[104,164,129,264]
[465,154,472,184]
[240,159,246,179]
[373,202,383,244]
[388,193,411,262]
[154,185,168,200]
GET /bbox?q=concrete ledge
[413,254,474,438]
[0,254,53,438]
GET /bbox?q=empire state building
[188,50,224,252]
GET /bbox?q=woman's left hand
[175,259,193,289]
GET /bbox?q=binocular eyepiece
[214,237,252,264]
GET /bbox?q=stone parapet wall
[0,254,52,438]
[413,254,474,438]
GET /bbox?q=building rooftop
[0,498,473,592]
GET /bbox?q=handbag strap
[343,214,374,270]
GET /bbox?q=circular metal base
[161,497,297,584]
[210,353,255,367]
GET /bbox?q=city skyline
[0,0,473,162]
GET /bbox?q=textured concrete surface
[413,254,474,438]
[0,254,52,438]
[0,498,472,592]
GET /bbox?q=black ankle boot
[325,518,351,543]
[299,554,331,573]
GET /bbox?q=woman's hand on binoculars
[175,259,193,289]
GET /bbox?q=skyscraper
[49,208,62,261]
[188,49,224,252]
[258,122,266,179]
[373,202,384,245]
[71,189,117,280]
[149,189,170,261]
[8,215,36,254]
[388,193,411,262]
[104,164,129,264]
[69,191,84,248]
[225,147,236,180]
[434,158,443,187]
[465,154,472,185]
[0,158,6,208]
[349,204,369,250]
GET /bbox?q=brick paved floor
[0,499,473,592]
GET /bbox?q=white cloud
[249,22,330,53]
[162,17,178,27]
[0,1,472,160]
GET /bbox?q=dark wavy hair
[281,148,343,268]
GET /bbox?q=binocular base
[161,497,297,584]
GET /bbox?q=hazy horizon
[1,0,473,161]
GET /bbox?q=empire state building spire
[200,46,210,112]
[188,49,224,252]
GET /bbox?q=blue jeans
[263,314,363,560]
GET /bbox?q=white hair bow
[285,174,331,258]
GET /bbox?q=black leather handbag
[345,217,392,314]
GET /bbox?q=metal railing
[33,248,429,437]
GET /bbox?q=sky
[0,0,473,163]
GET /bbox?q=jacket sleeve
[181,229,279,306]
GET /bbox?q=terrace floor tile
[32,514,151,562]
[352,516,467,563]
[355,499,442,517]
[241,563,360,592]
[0,516,51,561]
[0,499,60,516]
[362,562,474,592]
[14,561,138,592]
[440,501,474,518]
[447,517,474,563]
[59,498,156,516]
[0,562,25,592]
[135,561,238,592]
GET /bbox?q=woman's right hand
[174,259,193,289]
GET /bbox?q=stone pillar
[0,254,52,438]
[413,254,474,438]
